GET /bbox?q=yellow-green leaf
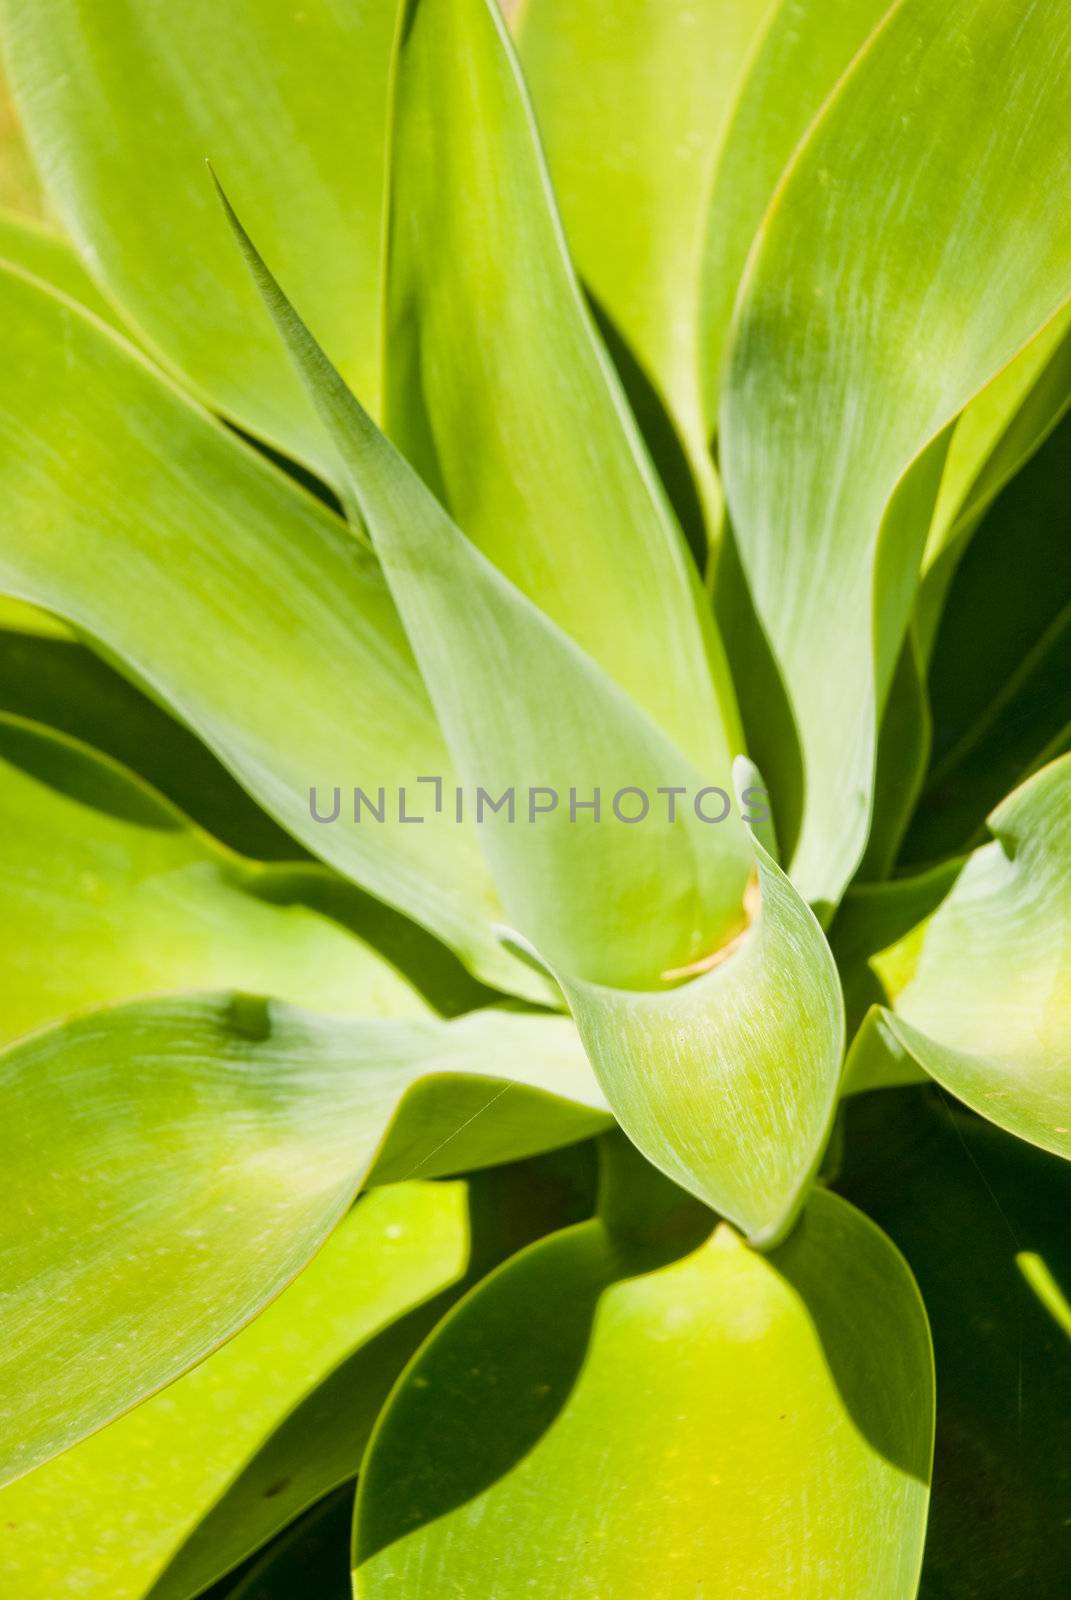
[0,0,400,475]
[0,994,607,1484]
[518,0,771,522]
[354,1147,932,1598]
[385,0,743,780]
[0,263,539,998]
[722,0,1071,912]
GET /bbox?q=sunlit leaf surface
[386,0,743,777]
[355,1146,932,1598]
[0,0,401,474]
[0,265,542,998]
[0,995,606,1484]
[722,0,1071,911]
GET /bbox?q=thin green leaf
[517,0,771,525]
[0,993,607,1484]
[0,0,400,476]
[0,264,541,998]
[354,1142,932,1598]
[385,0,744,777]
[722,0,1071,913]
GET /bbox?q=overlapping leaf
[721,0,1071,912]
[223,190,843,1237]
[517,0,770,520]
[699,0,891,420]
[385,0,742,779]
[0,207,122,326]
[354,1143,932,1598]
[0,994,607,1485]
[0,714,504,1037]
[849,756,1071,1154]
[0,265,545,998]
[0,1153,594,1600]
[0,0,400,473]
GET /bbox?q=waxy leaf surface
[0,0,400,473]
[386,0,743,779]
[0,265,540,998]
[355,1172,932,1599]
[0,994,606,1483]
[722,0,1071,911]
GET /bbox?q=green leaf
[0,1152,595,1600]
[837,1088,1071,1598]
[0,1185,461,1599]
[0,264,542,999]
[0,0,400,476]
[0,714,494,1040]
[0,207,123,326]
[904,409,1071,865]
[218,179,754,989]
[517,0,770,523]
[385,0,744,778]
[354,1143,933,1598]
[548,832,844,1245]
[854,756,1071,1154]
[721,0,1071,913]
[698,0,891,421]
[0,993,608,1484]
[220,189,845,1236]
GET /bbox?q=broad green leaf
[721,0,1071,913]
[698,0,891,421]
[855,757,1071,1154]
[904,410,1071,865]
[838,1088,1071,1597]
[0,993,608,1484]
[546,833,844,1245]
[220,184,754,988]
[517,0,771,524]
[0,0,400,475]
[354,1145,932,1598]
[0,714,492,1040]
[0,1152,595,1600]
[0,263,543,999]
[385,0,744,781]
[0,207,121,326]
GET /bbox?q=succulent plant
[0,0,1068,1594]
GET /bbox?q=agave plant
[0,0,1068,1593]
